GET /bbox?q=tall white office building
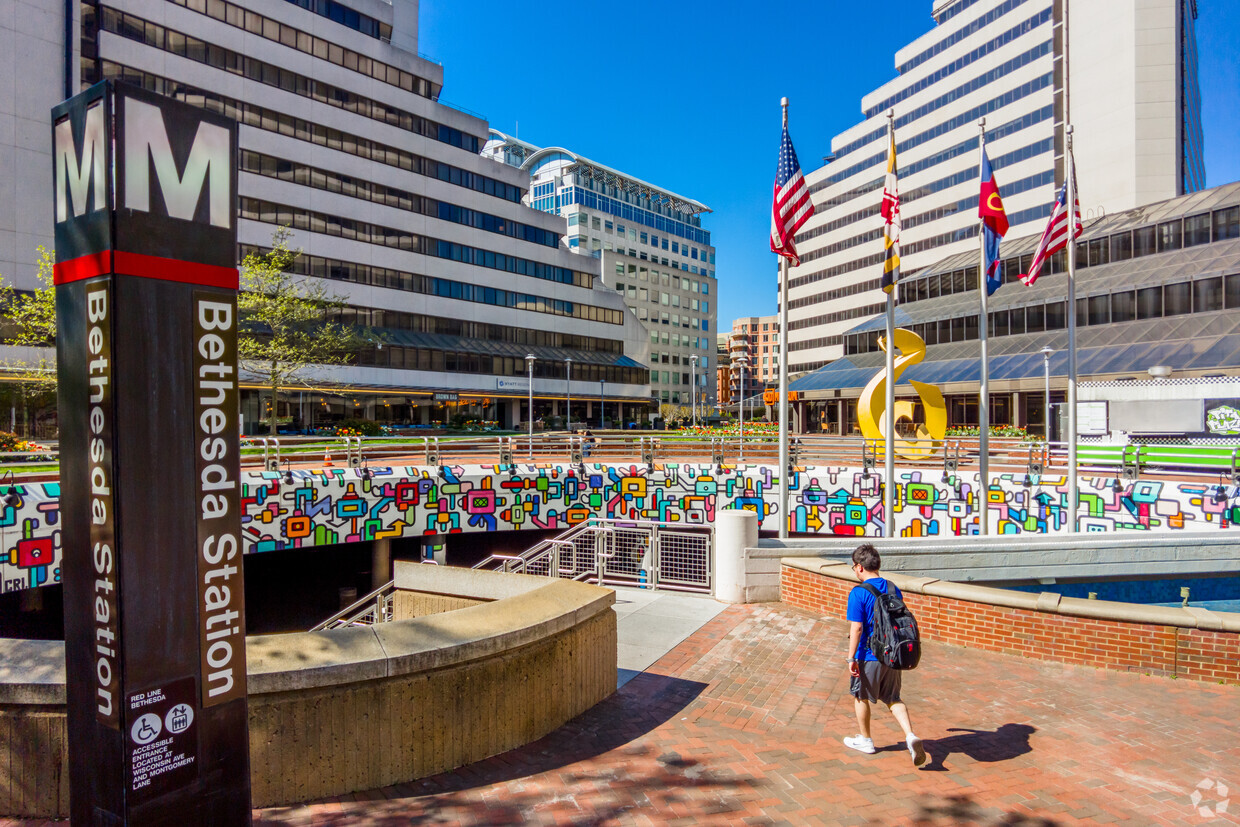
[787,0,1204,373]
[2,0,651,431]
[484,132,718,411]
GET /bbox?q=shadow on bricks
[410,671,714,793]
[919,723,1037,772]
[915,792,1062,826]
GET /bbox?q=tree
[0,246,57,437]
[238,228,363,436]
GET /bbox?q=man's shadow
[903,723,1037,771]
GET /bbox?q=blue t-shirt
[847,578,902,662]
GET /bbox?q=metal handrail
[310,579,395,631]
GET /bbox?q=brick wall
[781,564,1240,686]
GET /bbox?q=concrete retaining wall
[781,558,1240,686]
[0,567,616,817]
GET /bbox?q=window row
[815,104,1051,194]
[570,211,713,262]
[165,0,429,97]
[788,302,886,332]
[789,201,1051,291]
[322,306,624,356]
[97,8,480,152]
[613,263,710,294]
[239,198,594,289]
[94,63,499,203]
[649,371,693,387]
[788,335,844,353]
[896,205,1240,304]
[650,352,706,367]
[649,330,710,349]
[867,9,1050,118]
[560,187,710,246]
[898,0,1035,74]
[787,278,881,311]
[798,135,1052,245]
[245,149,521,206]
[632,307,706,330]
[239,246,623,326]
[354,346,644,386]
[279,0,391,41]
[240,152,543,247]
[613,282,710,312]
[847,273,1240,354]
[840,38,1050,158]
[798,168,1053,265]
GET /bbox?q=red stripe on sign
[52,251,113,285]
[113,251,239,289]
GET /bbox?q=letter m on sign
[124,97,231,228]
[54,101,107,223]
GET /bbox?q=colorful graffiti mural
[5,463,1240,593]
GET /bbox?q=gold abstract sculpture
[857,328,947,458]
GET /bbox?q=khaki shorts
[850,660,902,705]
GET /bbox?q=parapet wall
[0,567,616,817]
[781,558,1240,686]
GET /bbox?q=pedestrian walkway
[241,601,1240,826]
[612,586,729,687]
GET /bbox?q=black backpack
[857,582,922,670]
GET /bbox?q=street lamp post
[565,357,572,432]
[733,353,749,461]
[526,354,535,459]
[690,354,699,428]
[599,379,605,428]
[1040,346,1054,440]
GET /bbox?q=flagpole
[976,118,989,536]
[778,97,791,540]
[884,110,896,539]
[1064,0,1078,533]
[1066,124,1079,532]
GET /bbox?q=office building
[484,132,717,411]
[2,0,650,431]
[790,181,1240,435]
[787,0,1205,373]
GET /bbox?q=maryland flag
[881,130,901,293]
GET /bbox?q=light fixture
[1213,485,1228,504]
[1111,477,1122,493]
[2,471,18,508]
[1023,474,1033,488]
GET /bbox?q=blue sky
[420,1,1240,330]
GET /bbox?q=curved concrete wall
[781,557,1240,686]
[0,569,616,817]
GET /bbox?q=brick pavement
[241,603,1240,826]
[6,603,1238,826]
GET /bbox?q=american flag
[881,130,901,293]
[771,125,815,266]
[1021,170,1082,287]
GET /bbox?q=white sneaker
[843,735,876,754]
[907,734,927,767]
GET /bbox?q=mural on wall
[0,482,62,595]
[4,463,1240,593]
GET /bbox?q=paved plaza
[5,595,1238,826]
[238,598,1236,826]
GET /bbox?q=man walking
[843,543,927,767]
